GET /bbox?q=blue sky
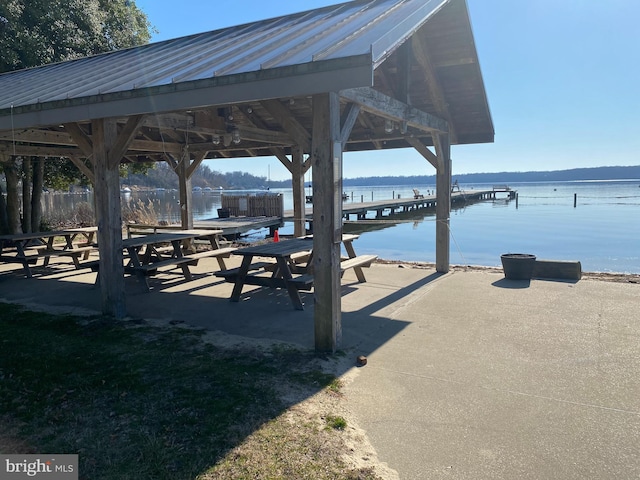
[135,0,640,181]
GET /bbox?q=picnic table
[0,226,98,277]
[216,234,376,310]
[217,237,314,310]
[300,233,377,283]
[117,229,230,291]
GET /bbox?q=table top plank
[0,227,98,242]
[233,238,314,258]
[123,230,221,249]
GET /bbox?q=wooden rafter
[339,103,360,149]
[410,35,457,143]
[69,156,95,184]
[405,136,438,169]
[64,123,93,156]
[186,152,207,178]
[0,129,75,145]
[0,143,80,157]
[355,113,384,150]
[260,99,311,152]
[271,147,292,173]
[396,41,412,105]
[109,115,145,169]
[340,87,448,134]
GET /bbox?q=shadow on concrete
[532,277,580,285]
[493,277,581,289]
[491,278,532,289]
[342,271,444,354]
[353,271,443,317]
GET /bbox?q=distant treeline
[336,165,640,187]
[125,164,640,190]
[124,162,269,190]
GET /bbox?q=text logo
[1,455,77,480]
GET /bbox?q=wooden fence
[221,193,284,217]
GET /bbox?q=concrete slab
[344,269,640,479]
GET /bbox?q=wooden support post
[311,92,343,353]
[93,118,126,318]
[177,150,195,229]
[434,133,451,273]
[291,146,306,237]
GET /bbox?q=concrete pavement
[1,256,639,479]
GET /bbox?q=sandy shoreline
[374,258,640,284]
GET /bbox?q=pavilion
[0,0,493,351]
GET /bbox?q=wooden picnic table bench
[0,227,98,277]
[216,234,376,310]
[216,237,315,310]
[92,229,233,291]
[300,233,377,283]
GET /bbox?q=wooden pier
[284,188,514,222]
[131,188,513,239]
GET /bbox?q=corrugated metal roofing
[0,0,446,111]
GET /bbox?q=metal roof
[1,0,445,118]
[0,0,493,153]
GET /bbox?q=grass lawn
[0,303,382,479]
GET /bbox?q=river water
[40,180,640,274]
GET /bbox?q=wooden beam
[405,136,438,169]
[92,118,126,318]
[433,133,451,273]
[291,145,306,237]
[186,151,206,179]
[138,113,194,130]
[69,156,95,184]
[311,92,343,353]
[271,147,293,174]
[356,113,384,150]
[260,99,312,152]
[2,125,288,160]
[411,35,457,143]
[164,154,179,171]
[340,103,360,149]
[235,125,292,145]
[64,123,93,156]
[109,115,145,169]
[176,149,194,229]
[396,41,412,105]
[339,87,448,134]
[0,129,75,145]
[157,128,183,144]
[128,139,182,154]
[0,143,82,157]
[303,156,312,173]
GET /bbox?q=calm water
[41,180,640,274]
